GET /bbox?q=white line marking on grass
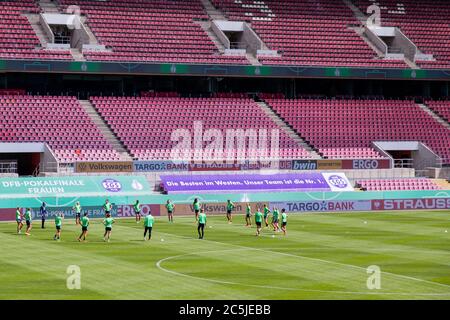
[158,219,450,291]
[156,248,450,296]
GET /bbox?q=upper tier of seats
[354,0,450,69]
[89,96,312,161]
[263,97,450,163]
[0,95,120,163]
[0,0,72,61]
[58,0,248,65]
[211,0,408,68]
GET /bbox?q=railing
[54,35,71,44]
[229,42,248,50]
[393,158,413,168]
[0,161,18,174]
[388,47,403,54]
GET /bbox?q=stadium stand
[263,97,450,163]
[0,0,72,61]
[353,0,450,69]
[89,96,313,160]
[356,178,442,191]
[211,0,408,68]
[58,0,248,64]
[0,95,120,163]
[425,100,450,123]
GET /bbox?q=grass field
[0,210,449,300]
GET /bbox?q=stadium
[0,0,449,301]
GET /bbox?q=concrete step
[70,48,86,61]
[418,103,450,130]
[195,21,225,53]
[23,14,49,47]
[256,101,322,159]
[80,16,99,45]
[200,0,227,20]
[245,53,262,66]
[79,100,133,160]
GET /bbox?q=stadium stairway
[38,0,60,13]
[23,14,49,49]
[200,0,227,20]
[418,103,450,130]
[195,21,226,54]
[78,100,132,161]
[255,100,322,159]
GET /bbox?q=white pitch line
[156,220,450,291]
[156,248,450,296]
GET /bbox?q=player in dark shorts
[165,200,175,223]
[263,204,271,228]
[281,209,287,236]
[133,200,141,223]
[103,213,115,242]
[15,207,23,234]
[73,201,82,225]
[24,208,32,236]
[193,198,201,222]
[254,208,263,236]
[144,212,154,241]
[226,200,235,224]
[197,209,207,239]
[245,203,252,227]
[272,207,280,232]
[54,212,63,241]
[103,199,113,217]
[78,212,89,242]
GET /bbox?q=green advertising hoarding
[0,175,150,198]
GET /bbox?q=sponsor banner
[292,160,318,170]
[134,161,188,172]
[0,208,15,221]
[189,162,241,172]
[342,159,391,170]
[371,198,450,211]
[0,204,160,221]
[75,161,133,173]
[322,172,354,192]
[0,176,150,196]
[189,160,293,171]
[160,172,354,194]
[270,200,372,212]
[160,202,268,216]
[317,160,342,170]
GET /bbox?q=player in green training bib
[103,214,115,242]
[193,198,201,222]
[133,200,141,223]
[24,208,32,236]
[165,199,175,223]
[263,204,271,228]
[144,213,154,241]
[103,199,113,217]
[245,203,252,227]
[54,212,64,241]
[78,213,89,242]
[15,207,23,234]
[272,207,280,232]
[254,207,263,236]
[197,209,207,239]
[226,199,235,223]
[73,201,82,225]
[281,208,287,236]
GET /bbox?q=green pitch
[0,211,449,300]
